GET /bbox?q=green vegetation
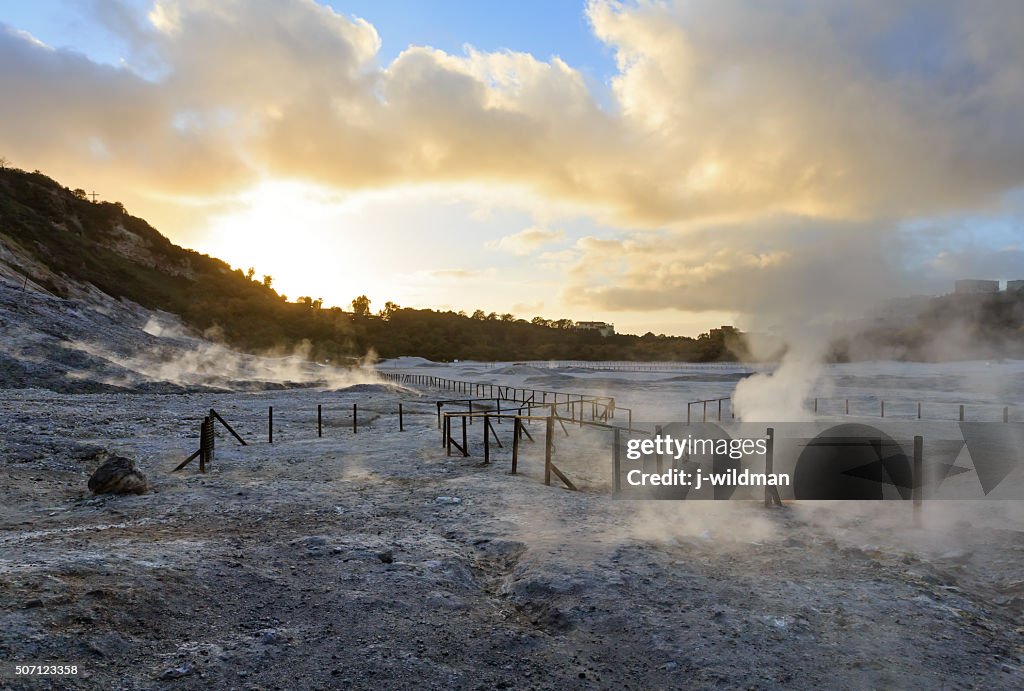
[0,167,734,363]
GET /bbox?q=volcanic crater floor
[1,386,1022,690]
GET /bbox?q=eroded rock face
[87,456,148,495]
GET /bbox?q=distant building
[954,279,999,295]
[1008,280,1024,293]
[575,321,615,337]
[709,325,738,338]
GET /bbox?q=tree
[471,309,486,320]
[380,300,400,319]
[72,188,87,200]
[262,274,273,288]
[352,294,371,317]
[245,267,255,281]
[0,156,7,169]
[531,316,551,328]
[500,313,514,322]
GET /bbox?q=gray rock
[258,629,284,645]
[158,662,194,680]
[88,455,148,495]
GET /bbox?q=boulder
[88,456,148,495]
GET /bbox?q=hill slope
[0,167,732,368]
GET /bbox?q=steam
[64,317,383,391]
[732,342,832,422]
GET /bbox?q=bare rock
[158,662,195,680]
[88,456,148,495]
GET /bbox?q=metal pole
[353,404,357,433]
[959,404,964,422]
[881,400,885,418]
[318,404,322,438]
[461,415,468,457]
[399,403,404,431]
[269,406,273,444]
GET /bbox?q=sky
[1,0,1023,337]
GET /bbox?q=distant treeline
[0,167,736,363]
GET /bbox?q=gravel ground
[1,382,1022,690]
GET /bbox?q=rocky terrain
[1,380,1022,689]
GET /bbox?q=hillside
[0,166,730,366]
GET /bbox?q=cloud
[2,0,1024,328]
[562,216,920,330]
[3,0,1022,228]
[426,268,489,280]
[488,226,565,255]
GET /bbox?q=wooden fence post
[764,427,781,507]
[612,428,621,494]
[544,416,554,485]
[913,435,923,527]
[655,424,664,473]
[483,416,490,464]
[512,417,521,474]
[199,415,209,473]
